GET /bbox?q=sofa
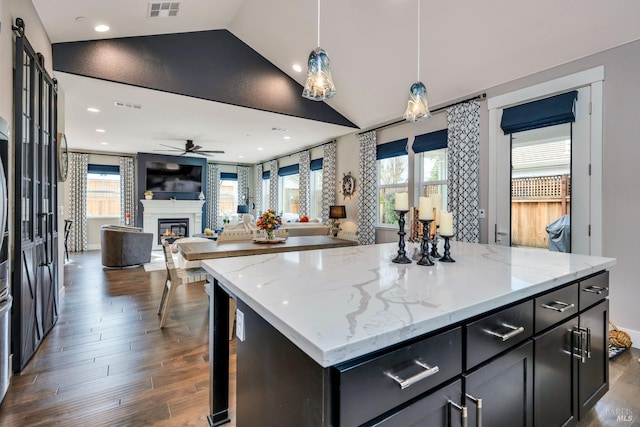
[100,225,154,267]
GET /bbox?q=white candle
[395,193,409,211]
[418,197,433,220]
[440,211,454,236]
[431,194,442,225]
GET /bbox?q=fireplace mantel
[140,199,205,249]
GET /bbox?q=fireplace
[158,218,189,244]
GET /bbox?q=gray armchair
[100,225,153,267]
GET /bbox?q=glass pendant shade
[302,47,336,101]
[403,81,432,122]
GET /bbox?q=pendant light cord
[417,0,421,81]
[317,0,321,47]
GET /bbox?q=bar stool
[63,219,73,261]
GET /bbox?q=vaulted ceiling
[32,0,640,164]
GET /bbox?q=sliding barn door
[11,19,59,372]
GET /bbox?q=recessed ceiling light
[238,155,244,159]
[96,129,106,133]
[257,147,264,151]
[87,107,100,113]
[101,142,109,145]
[293,64,302,73]
[94,24,110,32]
[283,136,291,140]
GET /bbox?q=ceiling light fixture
[94,24,110,33]
[101,142,109,145]
[403,0,431,122]
[87,107,100,113]
[302,0,336,101]
[96,129,106,133]
[283,136,291,140]
[292,64,302,73]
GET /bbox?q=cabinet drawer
[535,282,578,333]
[335,327,462,427]
[466,300,533,369]
[580,271,609,310]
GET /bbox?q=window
[87,164,120,217]
[278,164,300,216]
[413,129,449,211]
[309,158,323,219]
[377,139,409,225]
[261,170,270,213]
[419,148,448,210]
[219,172,238,219]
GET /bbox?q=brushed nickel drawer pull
[583,285,608,294]
[385,360,440,389]
[466,394,483,427]
[485,323,525,342]
[448,401,468,427]
[541,300,575,313]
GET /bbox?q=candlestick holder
[392,210,412,264]
[417,219,434,266]
[439,235,456,262]
[430,233,442,259]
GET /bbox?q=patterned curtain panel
[298,150,311,217]
[119,156,136,224]
[447,101,481,243]
[254,163,263,216]
[237,165,250,207]
[357,132,377,245]
[68,152,88,252]
[321,142,337,225]
[206,163,220,229]
[269,159,278,211]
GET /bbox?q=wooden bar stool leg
[160,281,180,328]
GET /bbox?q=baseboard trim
[87,243,101,251]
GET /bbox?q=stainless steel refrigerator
[0,115,12,403]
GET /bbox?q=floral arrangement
[256,209,282,239]
[299,215,309,223]
[144,190,153,197]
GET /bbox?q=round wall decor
[58,132,69,182]
[341,172,356,199]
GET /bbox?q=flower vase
[265,230,274,240]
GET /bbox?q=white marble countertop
[202,241,615,367]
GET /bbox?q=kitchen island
[202,241,615,426]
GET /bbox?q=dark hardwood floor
[0,250,636,426]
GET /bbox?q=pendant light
[302,0,336,101]
[403,0,431,121]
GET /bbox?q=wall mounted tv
[145,161,203,193]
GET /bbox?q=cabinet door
[578,299,609,418]
[372,380,464,427]
[534,318,577,427]
[464,340,533,427]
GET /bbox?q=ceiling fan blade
[159,143,184,150]
[195,150,225,154]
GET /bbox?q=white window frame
[418,148,448,211]
[86,172,120,218]
[377,154,409,228]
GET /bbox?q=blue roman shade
[500,91,578,134]
[278,164,300,177]
[310,158,323,171]
[262,170,270,179]
[88,164,119,175]
[220,172,238,181]
[412,129,448,153]
[376,138,408,160]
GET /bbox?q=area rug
[144,250,171,272]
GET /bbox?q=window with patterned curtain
[119,156,136,224]
[68,152,89,252]
[357,132,377,245]
[320,142,336,225]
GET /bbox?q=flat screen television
[145,161,202,193]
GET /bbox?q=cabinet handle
[384,360,439,390]
[448,401,467,427]
[466,394,483,427]
[484,323,525,342]
[572,326,590,363]
[541,300,575,313]
[583,285,607,295]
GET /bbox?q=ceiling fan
[155,140,224,157]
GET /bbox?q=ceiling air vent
[148,2,180,18]
[114,101,143,110]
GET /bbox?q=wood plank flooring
[0,250,637,426]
